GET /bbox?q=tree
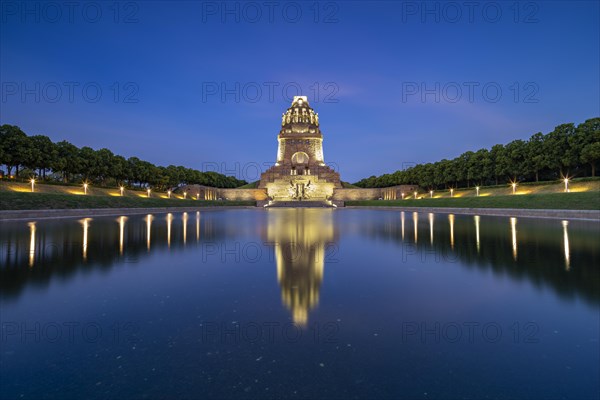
[581,142,600,177]
[544,123,576,177]
[574,118,600,176]
[490,144,508,184]
[52,141,80,182]
[527,132,546,182]
[0,125,30,177]
[28,135,57,178]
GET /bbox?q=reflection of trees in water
[264,209,337,326]
[2,211,597,311]
[0,213,225,300]
[360,213,600,306]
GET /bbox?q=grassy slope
[237,181,260,189]
[2,180,599,210]
[346,192,600,210]
[0,191,254,210]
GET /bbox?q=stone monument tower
[259,96,342,203]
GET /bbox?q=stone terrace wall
[332,188,381,201]
[333,185,418,201]
[218,188,268,201]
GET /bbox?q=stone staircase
[259,200,341,208]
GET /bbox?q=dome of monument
[281,96,320,127]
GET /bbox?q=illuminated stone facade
[178,97,416,205]
[259,96,342,202]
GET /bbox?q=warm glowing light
[510,217,517,260]
[182,212,188,244]
[564,178,570,192]
[450,188,454,197]
[120,186,125,196]
[167,190,172,199]
[118,216,127,255]
[401,192,405,199]
[28,222,36,267]
[80,218,91,260]
[30,178,35,193]
[474,215,480,253]
[10,186,31,193]
[147,188,151,198]
[449,214,455,249]
[167,213,173,247]
[428,213,434,245]
[476,186,480,196]
[196,192,200,200]
[83,183,89,195]
[562,220,570,270]
[430,190,433,198]
[413,212,418,243]
[401,211,405,240]
[196,211,200,242]
[183,191,187,199]
[146,214,153,250]
[511,182,517,194]
[414,191,418,199]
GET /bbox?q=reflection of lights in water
[28,222,36,267]
[474,215,481,253]
[562,220,570,271]
[182,212,188,245]
[146,215,153,251]
[510,217,517,260]
[428,213,434,245]
[401,211,405,240]
[196,212,200,242]
[448,214,455,249]
[167,213,173,248]
[118,216,127,255]
[80,218,91,260]
[413,212,418,243]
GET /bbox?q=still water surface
[1,209,598,399]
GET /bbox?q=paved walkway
[344,206,600,220]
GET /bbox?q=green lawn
[0,192,255,211]
[346,192,600,210]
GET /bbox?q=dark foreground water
[0,209,598,399]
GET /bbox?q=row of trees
[0,125,247,190]
[355,118,600,189]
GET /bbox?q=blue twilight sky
[1,1,599,182]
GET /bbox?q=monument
[180,96,417,205]
[258,96,342,205]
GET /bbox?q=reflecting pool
[1,209,599,399]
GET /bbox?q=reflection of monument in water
[265,209,337,325]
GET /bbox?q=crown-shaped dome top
[281,96,319,127]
